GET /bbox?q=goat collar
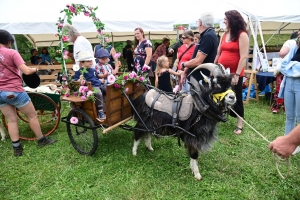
[213,89,234,103]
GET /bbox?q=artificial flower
[70,117,78,124]
[68,5,76,13]
[72,65,80,72]
[107,74,116,84]
[105,38,109,42]
[173,85,179,93]
[81,96,87,100]
[87,91,93,97]
[113,52,121,59]
[62,76,67,81]
[84,12,90,16]
[125,87,129,92]
[62,36,69,42]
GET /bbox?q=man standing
[63,24,96,69]
[180,12,218,86]
[168,34,183,68]
[123,40,132,60]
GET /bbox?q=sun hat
[95,48,110,58]
[76,51,95,62]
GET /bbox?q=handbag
[0,60,40,88]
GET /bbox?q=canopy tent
[0,0,241,47]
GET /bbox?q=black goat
[131,63,236,180]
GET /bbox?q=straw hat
[76,51,95,61]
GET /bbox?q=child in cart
[271,73,285,114]
[74,51,106,121]
[95,48,119,98]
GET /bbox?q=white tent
[0,0,240,47]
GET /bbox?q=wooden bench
[29,64,75,85]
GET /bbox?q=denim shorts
[0,91,30,109]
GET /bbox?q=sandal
[234,127,243,135]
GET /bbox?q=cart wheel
[2,92,60,140]
[67,108,98,155]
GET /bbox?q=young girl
[155,56,182,93]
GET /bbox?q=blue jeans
[0,91,30,109]
[284,77,300,135]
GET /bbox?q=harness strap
[213,89,234,103]
[150,92,162,119]
[172,96,184,146]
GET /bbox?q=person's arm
[169,69,182,76]
[97,69,108,79]
[18,64,37,75]
[182,52,207,69]
[269,124,300,158]
[214,34,224,64]
[155,71,159,87]
[112,65,119,75]
[144,47,152,66]
[110,47,120,68]
[74,71,81,81]
[279,41,291,58]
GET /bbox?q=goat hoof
[147,147,154,151]
[132,151,137,156]
[194,173,202,181]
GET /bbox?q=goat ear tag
[224,68,230,75]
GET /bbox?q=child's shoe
[271,107,278,114]
[98,111,106,120]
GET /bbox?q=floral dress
[134,39,152,72]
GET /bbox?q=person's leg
[0,104,20,141]
[18,101,43,139]
[93,87,105,120]
[233,77,244,134]
[294,78,300,126]
[284,77,296,135]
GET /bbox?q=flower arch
[54,3,109,75]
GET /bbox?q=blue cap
[96,48,110,58]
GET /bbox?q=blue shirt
[74,67,101,87]
[39,54,51,63]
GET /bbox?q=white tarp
[0,0,241,46]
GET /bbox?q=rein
[229,108,290,179]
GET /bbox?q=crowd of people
[1,9,300,159]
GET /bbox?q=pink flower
[125,88,129,92]
[68,5,76,13]
[136,83,140,87]
[87,91,93,97]
[62,76,66,81]
[63,55,69,59]
[107,74,116,84]
[64,81,68,85]
[73,92,78,96]
[97,29,102,34]
[122,81,125,86]
[129,73,135,79]
[105,38,109,42]
[58,23,63,28]
[64,50,69,55]
[123,75,128,80]
[113,52,121,59]
[173,85,179,93]
[142,65,150,72]
[54,33,58,37]
[81,96,87,100]
[70,117,78,124]
[79,86,84,93]
[65,93,69,97]
[62,35,69,42]
[139,77,145,82]
[84,12,90,16]
[114,84,120,89]
[66,4,70,7]
[84,87,89,92]
[80,80,85,85]
[89,7,93,10]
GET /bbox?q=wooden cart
[61,81,145,155]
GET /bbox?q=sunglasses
[182,37,187,39]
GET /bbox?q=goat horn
[187,63,224,77]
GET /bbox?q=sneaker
[37,136,57,148]
[292,146,300,156]
[13,144,23,157]
[98,111,106,120]
[271,107,278,114]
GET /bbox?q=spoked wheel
[67,108,98,155]
[2,92,60,140]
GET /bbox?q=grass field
[0,98,300,200]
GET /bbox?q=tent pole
[12,35,18,51]
[258,22,267,60]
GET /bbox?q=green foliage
[0,99,300,199]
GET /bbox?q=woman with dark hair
[39,47,52,64]
[214,10,249,134]
[30,49,41,65]
[133,27,152,73]
[0,29,57,156]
